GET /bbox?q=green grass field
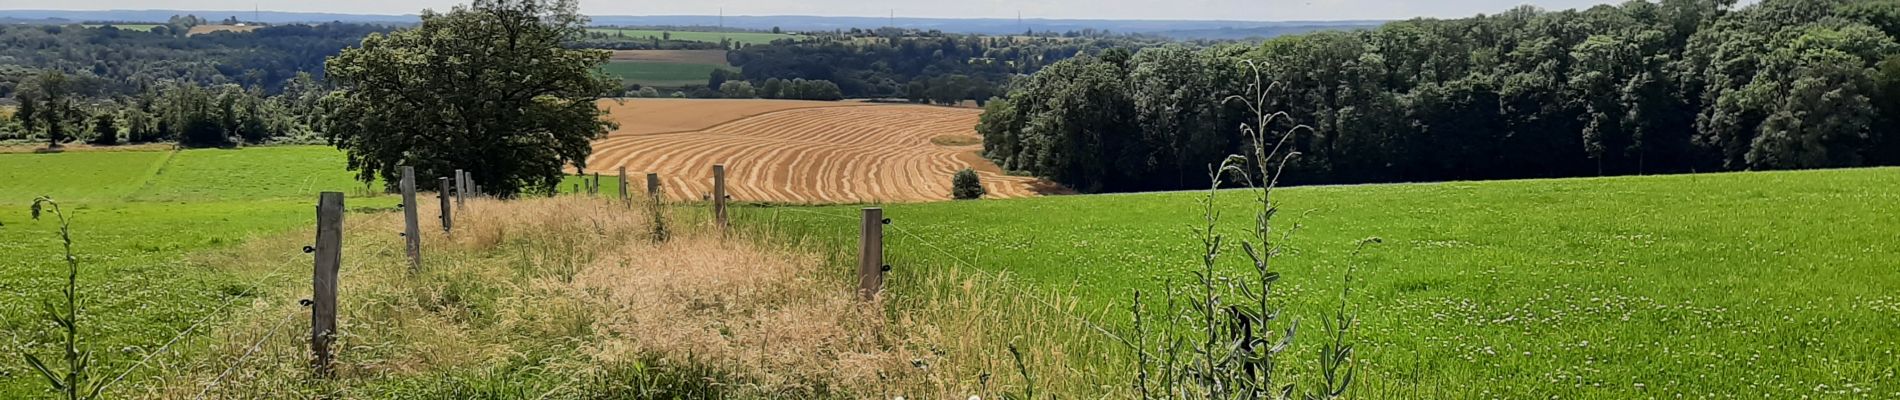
[5,144,1897,397]
[0,146,397,397]
[585,28,800,45]
[736,168,1900,398]
[600,61,735,88]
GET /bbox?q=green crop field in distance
[601,61,736,88]
[736,168,1900,398]
[82,24,163,32]
[585,28,800,45]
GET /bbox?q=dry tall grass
[117,194,1127,398]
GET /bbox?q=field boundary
[599,100,880,138]
[123,148,182,202]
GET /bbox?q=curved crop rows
[588,102,1039,203]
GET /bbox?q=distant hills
[0,9,1386,40]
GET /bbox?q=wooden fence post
[438,177,453,233]
[400,167,421,272]
[592,172,601,196]
[646,173,661,202]
[858,207,886,300]
[311,192,344,376]
[619,167,630,208]
[712,164,728,230]
[454,169,466,209]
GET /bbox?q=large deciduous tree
[322,0,617,196]
[15,71,81,149]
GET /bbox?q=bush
[951,168,984,200]
[86,112,118,146]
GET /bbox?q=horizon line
[0,9,1398,24]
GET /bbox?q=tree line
[0,21,387,97]
[725,33,1166,101]
[979,0,1900,193]
[4,70,322,147]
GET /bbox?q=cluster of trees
[321,0,618,196]
[625,77,845,101]
[572,30,727,50]
[980,0,1900,193]
[0,21,386,95]
[726,34,1164,101]
[5,70,322,147]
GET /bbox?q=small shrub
[952,168,984,200]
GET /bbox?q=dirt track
[588,99,1040,203]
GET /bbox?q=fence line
[766,207,1142,351]
[195,306,303,399]
[101,252,304,392]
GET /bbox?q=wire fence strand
[767,206,1143,351]
[102,251,305,393]
[195,303,303,400]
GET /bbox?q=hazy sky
[0,0,1653,21]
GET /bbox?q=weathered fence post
[646,173,661,202]
[454,169,467,209]
[619,167,631,208]
[858,207,886,300]
[311,192,343,376]
[592,172,601,196]
[400,167,421,272]
[712,164,728,230]
[438,177,453,233]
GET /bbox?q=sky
[2,0,1651,21]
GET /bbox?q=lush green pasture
[0,146,396,397]
[737,168,1900,398]
[601,61,735,88]
[585,28,800,45]
[130,147,380,202]
[0,146,377,204]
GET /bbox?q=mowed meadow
[1,104,1897,397]
[740,167,1900,398]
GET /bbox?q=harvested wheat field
[589,99,1042,203]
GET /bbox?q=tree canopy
[321,0,618,197]
[981,0,1900,193]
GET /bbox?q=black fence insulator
[881,218,892,225]
[881,265,893,272]
[303,246,315,254]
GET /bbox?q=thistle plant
[21,197,108,400]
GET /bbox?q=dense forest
[978,0,1900,192]
[3,70,323,146]
[727,33,1165,101]
[0,20,387,96]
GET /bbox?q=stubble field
[589,99,1042,203]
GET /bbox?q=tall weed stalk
[1129,61,1365,400]
[20,197,108,400]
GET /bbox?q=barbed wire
[194,299,304,399]
[101,250,305,393]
